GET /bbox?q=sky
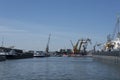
[0,0,120,51]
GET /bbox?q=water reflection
[0,57,120,80]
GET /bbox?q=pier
[92,51,120,65]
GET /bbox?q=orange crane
[70,38,91,55]
[70,39,80,54]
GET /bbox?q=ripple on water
[0,57,120,80]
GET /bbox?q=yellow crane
[70,38,91,55]
[70,39,80,54]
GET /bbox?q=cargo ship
[92,16,120,64]
[6,50,33,59]
[0,47,33,59]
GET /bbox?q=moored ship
[34,51,46,57]
[92,16,120,64]
[6,50,33,59]
[0,48,6,61]
[0,55,6,61]
[0,47,33,59]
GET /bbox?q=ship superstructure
[103,16,120,51]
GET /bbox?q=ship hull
[6,53,33,59]
[92,51,120,56]
[0,55,6,61]
[34,55,46,57]
[68,52,88,57]
[92,51,120,64]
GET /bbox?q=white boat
[34,51,46,57]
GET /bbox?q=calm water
[0,57,120,80]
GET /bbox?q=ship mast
[1,37,4,47]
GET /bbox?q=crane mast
[78,39,84,53]
[46,34,51,53]
[112,16,120,39]
[73,39,80,54]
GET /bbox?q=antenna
[1,37,4,47]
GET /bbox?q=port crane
[70,39,80,54]
[112,16,120,39]
[94,16,120,51]
[93,42,102,51]
[82,38,91,53]
[46,34,51,53]
[70,38,91,55]
[104,16,120,51]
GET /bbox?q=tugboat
[34,51,46,57]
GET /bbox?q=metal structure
[103,16,120,51]
[82,38,91,53]
[112,16,120,39]
[1,37,4,47]
[71,38,91,55]
[93,42,102,51]
[46,34,51,53]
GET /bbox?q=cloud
[0,26,28,35]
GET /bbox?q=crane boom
[46,34,51,53]
[70,40,74,48]
[78,39,83,52]
[113,16,120,39]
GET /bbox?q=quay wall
[92,51,120,65]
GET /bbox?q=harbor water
[0,57,120,80]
